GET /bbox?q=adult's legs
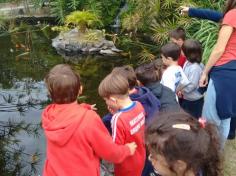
[202,79,231,145]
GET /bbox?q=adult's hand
[180,6,190,15]
[199,72,208,87]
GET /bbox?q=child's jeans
[202,79,231,146]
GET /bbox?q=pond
[0,27,139,175]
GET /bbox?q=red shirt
[42,102,131,176]
[111,101,146,176]
[215,9,236,66]
[178,54,187,68]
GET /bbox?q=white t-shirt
[161,65,190,93]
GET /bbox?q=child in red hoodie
[99,72,146,176]
[42,64,137,176]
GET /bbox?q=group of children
[41,27,222,176]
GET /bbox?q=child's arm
[87,112,133,163]
[80,103,97,110]
[182,68,202,93]
[176,69,190,92]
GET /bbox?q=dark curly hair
[145,112,222,176]
[224,0,236,16]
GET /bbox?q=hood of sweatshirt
[130,86,161,119]
[42,102,87,146]
[146,82,163,98]
[130,86,159,104]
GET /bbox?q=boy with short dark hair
[135,60,180,112]
[169,27,187,67]
[160,42,189,93]
[99,73,146,176]
[42,64,136,176]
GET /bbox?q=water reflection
[0,79,49,175]
[0,26,134,175]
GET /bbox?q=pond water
[0,27,138,175]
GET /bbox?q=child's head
[45,64,81,104]
[135,60,163,86]
[169,27,186,47]
[146,112,222,176]
[161,43,181,66]
[98,73,130,110]
[182,39,202,64]
[112,65,137,90]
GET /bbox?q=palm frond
[50,0,67,23]
[138,48,156,64]
[68,0,80,11]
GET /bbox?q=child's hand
[90,104,97,111]
[177,91,183,98]
[125,142,137,155]
[199,72,208,87]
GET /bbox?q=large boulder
[52,28,122,57]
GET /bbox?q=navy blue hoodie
[146,82,180,112]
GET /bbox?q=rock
[111,47,122,53]
[52,28,122,57]
[106,41,115,47]
[100,49,118,56]
[81,47,89,53]
[102,45,108,50]
[94,42,104,48]
[89,48,101,53]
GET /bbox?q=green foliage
[51,25,69,32]
[188,20,219,63]
[65,10,103,32]
[83,29,105,42]
[44,0,122,26]
[0,15,7,31]
[50,0,67,23]
[121,0,225,63]
[68,0,80,11]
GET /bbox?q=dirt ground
[224,139,236,176]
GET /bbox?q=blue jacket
[103,86,161,134]
[188,8,223,22]
[146,82,180,112]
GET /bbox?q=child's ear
[109,96,117,103]
[78,85,83,95]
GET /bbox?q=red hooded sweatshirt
[111,101,146,176]
[42,102,131,176]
